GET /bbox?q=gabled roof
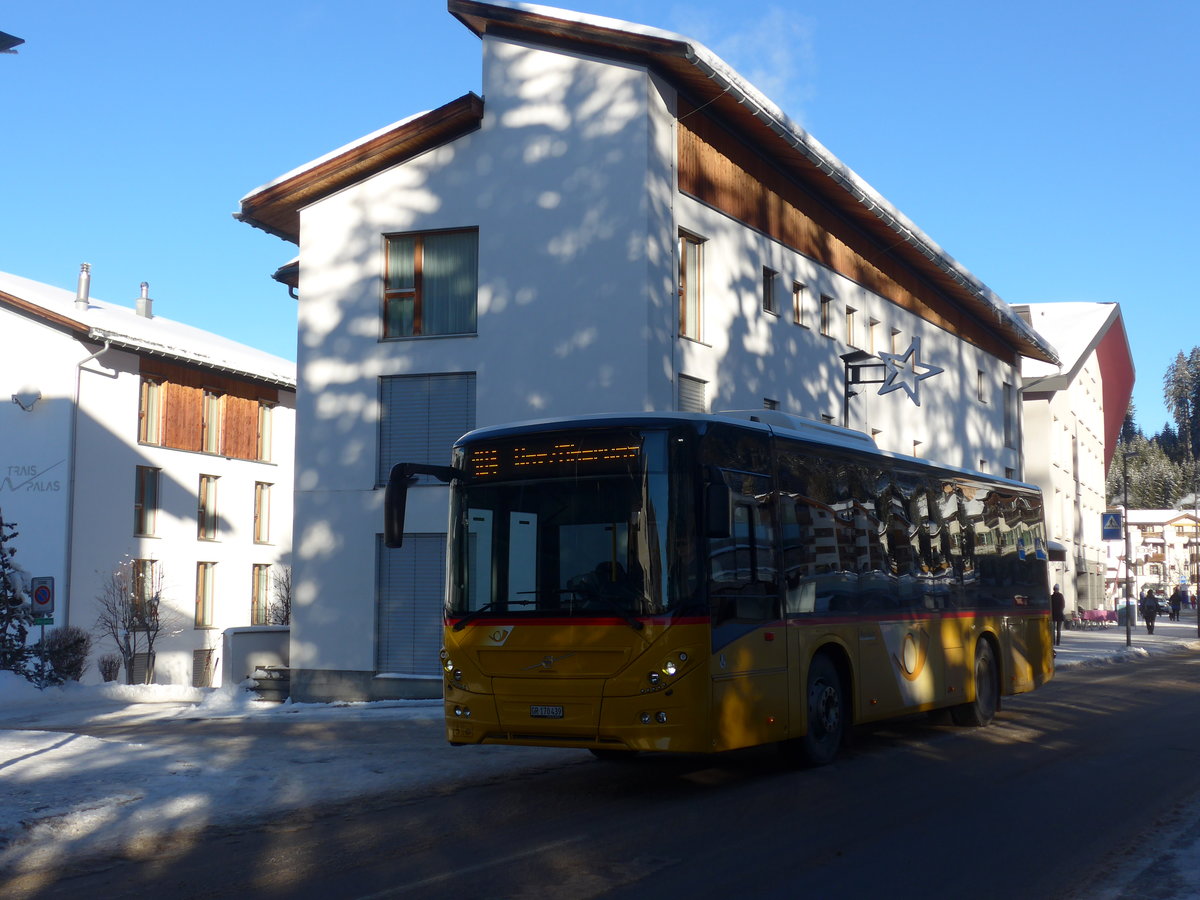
[0,270,296,389]
[1128,510,1200,527]
[235,93,484,242]
[1018,302,1135,473]
[236,0,1059,367]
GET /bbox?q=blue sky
[2,0,1195,433]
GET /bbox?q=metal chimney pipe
[74,263,91,311]
[136,281,153,318]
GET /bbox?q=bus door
[708,469,789,751]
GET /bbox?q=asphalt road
[8,651,1200,900]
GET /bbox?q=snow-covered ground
[2,618,1199,889]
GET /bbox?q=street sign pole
[30,577,55,689]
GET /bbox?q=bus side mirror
[384,462,463,548]
[384,468,417,548]
[706,481,732,539]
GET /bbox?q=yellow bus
[385,411,1054,765]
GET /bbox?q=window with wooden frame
[384,229,478,338]
[678,232,703,340]
[132,558,158,625]
[1003,382,1015,448]
[845,306,858,347]
[256,401,274,462]
[139,377,163,445]
[792,282,806,326]
[251,564,270,626]
[819,296,833,337]
[134,466,160,536]
[195,562,215,627]
[202,390,223,454]
[198,475,219,541]
[254,482,271,544]
[762,267,778,315]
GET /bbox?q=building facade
[1017,302,1135,614]
[237,1,1060,701]
[1106,510,1200,605]
[0,268,295,686]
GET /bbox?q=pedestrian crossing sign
[1102,513,1123,541]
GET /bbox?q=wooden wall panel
[142,358,277,461]
[223,395,258,460]
[677,101,1010,360]
[165,382,202,453]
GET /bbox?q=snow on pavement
[2,618,1199,884]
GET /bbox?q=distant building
[237,1,1060,700]
[0,267,295,685]
[1016,302,1134,613]
[1105,509,1200,604]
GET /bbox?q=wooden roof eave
[235,92,485,244]
[0,289,90,337]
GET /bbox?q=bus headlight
[655,711,668,724]
[640,712,651,724]
[662,660,678,677]
[443,658,455,672]
[454,705,471,718]
[647,672,661,685]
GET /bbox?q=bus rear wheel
[798,654,845,766]
[952,639,998,727]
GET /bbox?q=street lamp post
[1123,451,1133,647]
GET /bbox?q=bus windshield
[447,428,691,620]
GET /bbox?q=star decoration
[876,336,944,407]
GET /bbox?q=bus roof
[455,411,1040,495]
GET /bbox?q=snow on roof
[1020,302,1120,380]
[238,107,434,203]
[0,269,295,388]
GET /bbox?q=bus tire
[800,653,846,766]
[952,639,998,727]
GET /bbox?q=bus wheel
[800,654,845,766]
[952,639,998,727]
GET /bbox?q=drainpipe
[63,339,114,627]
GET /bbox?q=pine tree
[1164,351,1193,460]
[0,508,32,677]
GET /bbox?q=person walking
[1170,587,1183,622]
[1144,589,1158,634]
[1051,584,1066,646]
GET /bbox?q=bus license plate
[530,705,564,719]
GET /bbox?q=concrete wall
[0,313,80,608]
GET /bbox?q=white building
[236,0,1060,701]
[0,267,295,686]
[1105,510,1200,604]
[1017,302,1135,613]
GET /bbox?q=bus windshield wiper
[450,602,498,632]
[451,598,538,631]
